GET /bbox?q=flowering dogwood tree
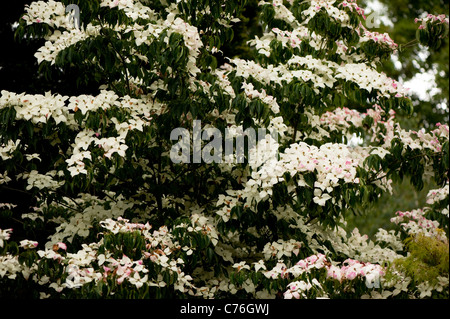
[0,0,448,299]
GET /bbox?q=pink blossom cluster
[319,107,363,131]
[362,106,449,156]
[284,278,321,299]
[102,255,150,287]
[426,184,449,206]
[264,253,386,298]
[326,258,384,288]
[361,29,398,50]
[339,0,365,18]
[400,123,449,153]
[415,14,449,29]
[390,209,446,241]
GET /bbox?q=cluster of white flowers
[0,139,20,161]
[22,0,68,29]
[0,254,23,280]
[65,131,129,177]
[65,130,95,176]
[101,0,134,9]
[241,82,280,114]
[0,91,71,125]
[215,190,243,222]
[374,228,404,252]
[96,217,205,295]
[48,195,134,245]
[263,239,302,260]
[267,0,299,27]
[415,277,450,298]
[68,90,119,115]
[165,13,203,77]
[0,229,36,281]
[232,52,407,101]
[35,27,99,64]
[230,58,331,91]
[21,170,64,191]
[189,211,219,246]
[0,89,162,179]
[303,219,403,265]
[248,34,273,57]
[246,141,362,204]
[377,121,449,157]
[284,278,322,299]
[126,21,165,47]
[335,63,409,97]
[344,228,402,264]
[23,0,200,80]
[305,0,353,25]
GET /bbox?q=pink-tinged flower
[20,239,38,249]
[0,228,13,248]
[117,269,132,284]
[346,271,357,280]
[52,242,67,251]
[306,255,318,264]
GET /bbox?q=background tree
[345,0,449,237]
[361,0,449,128]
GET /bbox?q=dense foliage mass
[0,0,448,299]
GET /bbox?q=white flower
[313,189,332,206]
[253,260,267,272]
[128,272,148,288]
[233,261,250,272]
